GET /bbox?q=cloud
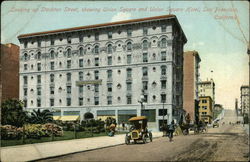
[183,24,193,30]
[185,41,205,51]
[111,12,132,22]
[192,41,204,48]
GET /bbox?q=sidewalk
[242,124,249,135]
[1,132,163,162]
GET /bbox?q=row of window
[23,79,167,97]
[201,99,208,103]
[22,66,167,85]
[23,93,167,107]
[23,51,167,72]
[201,112,208,115]
[23,39,168,62]
[23,25,168,48]
[200,106,208,109]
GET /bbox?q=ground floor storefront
[29,104,185,131]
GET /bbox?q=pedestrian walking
[168,120,175,142]
[122,122,125,130]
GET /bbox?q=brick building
[183,50,201,122]
[0,43,20,105]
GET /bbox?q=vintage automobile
[125,116,152,144]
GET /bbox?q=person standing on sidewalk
[122,122,125,130]
[168,120,175,142]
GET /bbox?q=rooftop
[241,85,249,89]
[1,43,19,48]
[184,50,201,62]
[199,96,213,100]
[17,14,186,42]
[198,79,215,85]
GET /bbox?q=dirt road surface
[38,124,249,161]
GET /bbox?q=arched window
[67,48,71,58]
[24,53,28,61]
[84,112,94,120]
[127,42,132,51]
[50,50,55,59]
[161,38,167,48]
[37,52,41,60]
[142,40,148,50]
[94,45,99,54]
[107,44,112,54]
[79,47,83,56]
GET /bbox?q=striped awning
[53,116,61,120]
[60,115,80,121]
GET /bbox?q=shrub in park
[24,124,45,139]
[1,123,63,140]
[0,125,23,140]
[42,123,64,136]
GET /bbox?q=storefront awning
[60,115,80,121]
[53,116,61,120]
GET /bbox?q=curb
[31,135,162,162]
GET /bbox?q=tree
[1,99,28,127]
[29,109,53,124]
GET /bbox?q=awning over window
[60,115,80,121]
[53,116,61,120]
[118,110,137,115]
[97,110,115,116]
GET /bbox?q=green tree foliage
[1,99,28,127]
[29,109,53,124]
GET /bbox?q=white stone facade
[198,79,215,108]
[18,15,187,131]
[240,85,249,115]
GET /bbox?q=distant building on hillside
[240,85,249,116]
[198,79,215,110]
[0,43,20,105]
[198,96,213,124]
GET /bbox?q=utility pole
[138,90,145,116]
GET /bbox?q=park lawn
[1,131,108,147]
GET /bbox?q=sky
[1,1,249,109]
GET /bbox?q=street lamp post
[138,90,145,116]
[51,108,55,141]
[22,105,28,144]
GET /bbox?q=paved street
[39,110,249,162]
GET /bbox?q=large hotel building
[18,14,187,131]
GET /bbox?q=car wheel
[142,134,146,144]
[149,132,153,142]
